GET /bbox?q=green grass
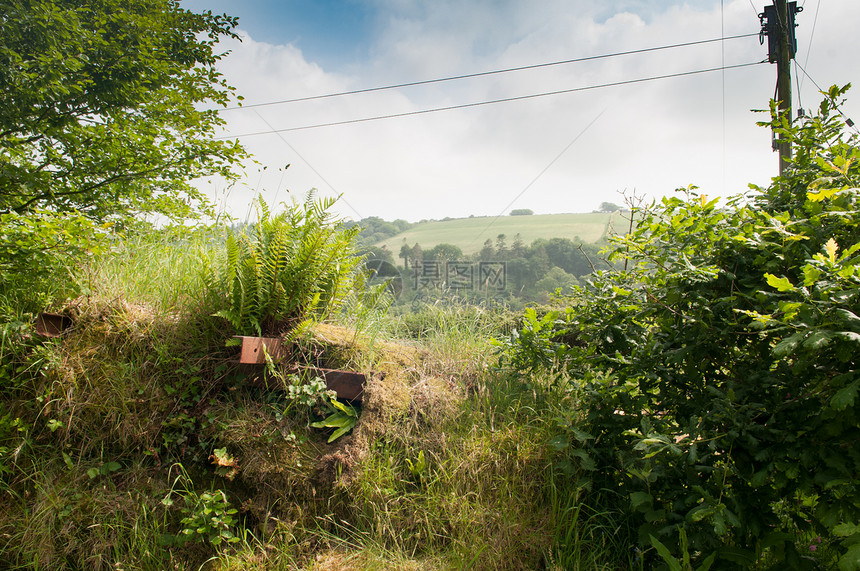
[0,229,635,570]
[375,212,623,255]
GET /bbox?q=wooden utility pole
[775,0,793,175]
[760,0,802,175]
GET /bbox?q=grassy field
[375,212,624,254]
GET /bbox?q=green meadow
[375,212,621,255]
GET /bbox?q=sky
[181,0,860,223]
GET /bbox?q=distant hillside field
[375,212,623,255]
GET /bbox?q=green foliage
[404,449,427,480]
[651,528,717,571]
[350,216,414,247]
[425,242,463,261]
[500,85,860,569]
[534,267,580,298]
[212,193,363,338]
[510,208,535,216]
[494,307,574,374]
[0,0,246,223]
[286,376,334,409]
[311,397,359,443]
[0,210,105,311]
[86,460,121,480]
[161,466,240,546]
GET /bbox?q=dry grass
[1,282,576,570]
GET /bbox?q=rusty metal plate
[234,336,288,364]
[34,313,72,337]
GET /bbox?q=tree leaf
[803,330,835,350]
[834,522,860,537]
[838,543,860,571]
[571,448,596,471]
[630,492,653,511]
[826,238,840,264]
[832,381,860,411]
[650,535,683,571]
[548,435,569,450]
[765,273,794,292]
[773,332,804,356]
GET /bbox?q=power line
[748,0,761,18]
[469,108,607,249]
[223,33,759,111]
[217,61,766,139]
[798,0,821,93]
[251,110,363,219]
[793,61,859,135]
[721,0,727,195]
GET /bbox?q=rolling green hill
[374,212,624,256]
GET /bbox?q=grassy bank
[0,231,633,570]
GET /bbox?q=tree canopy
[0,0,246,223]
[598,201,620,212]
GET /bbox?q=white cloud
[205,0,860,222]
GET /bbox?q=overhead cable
[217,60,766,139]
[798,0,821,93]
[469,107,608,249]
[793,61,859,135]
[223,33,759,111]
[252,110,363,219]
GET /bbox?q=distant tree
[511,233,526,257]
[399,243,411,268]
[392,219,412,232]
[479,239,495,261]
[410,243,424,266]
[505,257,530,294]
[495,234,508,258]
[360,245,393,264]
[534,267,579,298]
[527,245,550,277]
[532,237,594,277]
[426,243,463,261]
[510,208,534,216]
[599,202,621,213]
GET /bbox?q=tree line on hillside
[355,225,612,305]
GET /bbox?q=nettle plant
[502,85,860,569]
[213,192,363,339]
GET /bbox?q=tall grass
[76,226,225,313]
[0,226,637,570]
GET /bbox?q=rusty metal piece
[234,336,288,364]
[34,313,72,337]
[315,368,368,402]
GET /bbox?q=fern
[212,192,364,339]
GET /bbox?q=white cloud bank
[205,0,860,222]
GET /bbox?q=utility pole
[760,0,802,175]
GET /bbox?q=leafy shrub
[0,210,105,312]
[212,192,363,338]
[500,85,860,569]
